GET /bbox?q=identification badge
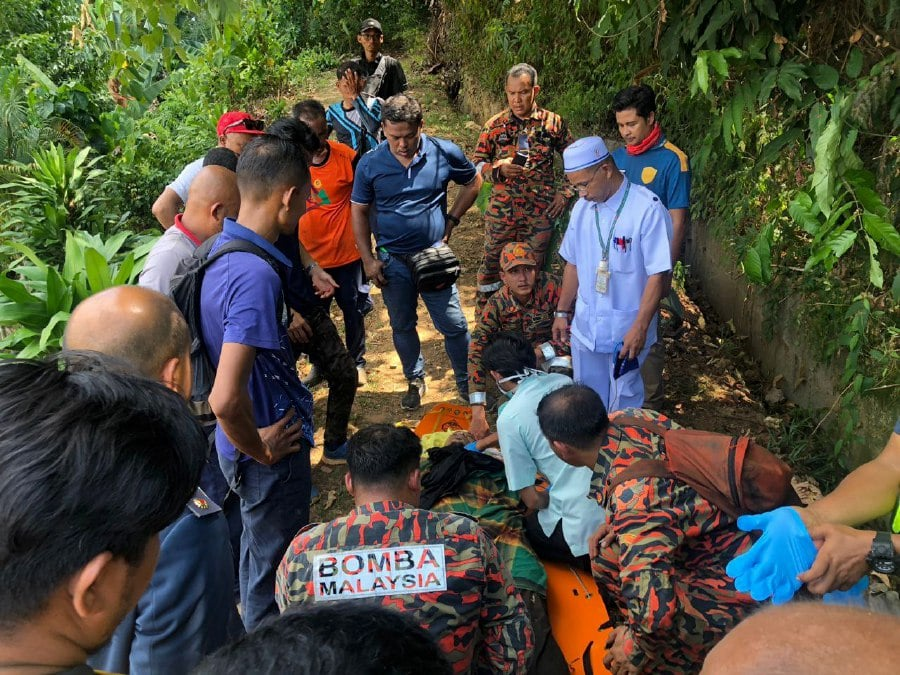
[594,259,610,294]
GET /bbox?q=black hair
[236,119,315,201]
[347,424,422,488]
[0,354,206,630]
[537,383,610,449]
[336,60,368,81]
[611,84,657,119]
[192,604,452,675]
[291,99,327,123]
[482,331,537,377]
[202,146,239,172]
[382,94,423,126]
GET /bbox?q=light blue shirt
[497,373,605,557]
[559,179,672,353]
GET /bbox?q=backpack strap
[362,55,389,98]
[606,458,674,493]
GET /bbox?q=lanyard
[592,180,630,261]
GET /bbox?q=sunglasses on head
[223,118,265,133]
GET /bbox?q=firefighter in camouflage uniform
[468,242,570,439]
[472,63,573,313]
[537,385,758,675]
[276,424,533,675]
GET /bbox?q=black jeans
[524,512,592,572]
[307,259,368,368]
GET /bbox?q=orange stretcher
[415,403,612,674]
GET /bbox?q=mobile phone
[511,151,528,166]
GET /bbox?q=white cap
[563,136,610,173]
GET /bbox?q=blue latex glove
[463,441,479,453]
[726,507,817,604]
[823,577,868,606]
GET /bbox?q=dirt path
[288,54,796,522]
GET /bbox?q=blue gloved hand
[726,507,817,604]
[463,441,479,453]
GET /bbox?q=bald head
[182,165,240,242]
[702,602,899,674]
[64,286,191,394]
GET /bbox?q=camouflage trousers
[290,306,356,449]
[591,541,757,674]
[476,190,555,313]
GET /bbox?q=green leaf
[777,69,802,101]
[853,187,889,218]
[83,248,112,295]
[113,253,136,285]
[826,230,857,258]
[862,213,900,256]
[810,113,842,216]
[808,64,839,90]
[0,276,40,305]
[865,235,884,288]
[15,55,58,94]
[788,192,821,235]
[709,51,729,78]
[38,311,70,352]
[891,271,900,302]
[846,47,863,78]
[756,127,803,167]
[741,247,765,284]
[694,53,710,94]
[758,68,779,103]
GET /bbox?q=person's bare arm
[152,188,183,229]
[519,485,550,514]
[552,262,578,343]
[620,272,666,359]
[668,208,688,264]
[351,202,386,287]
[802,431,900,528]
[443,175,483,242]
[296,238,338,298]
[208,342,302,465]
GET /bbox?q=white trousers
[571,339,653,412]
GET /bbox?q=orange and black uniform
[472,106,573,309]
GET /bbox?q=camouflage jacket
[591,409,756,672]
[472,105,573,200]
[276,500,533,674]
[468,272,570,393]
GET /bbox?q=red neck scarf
[626,123,662,156]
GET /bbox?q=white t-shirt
[167,157,204,202]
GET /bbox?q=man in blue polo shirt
[201,123,315,631]
[351,94,482,410]
[612,84,691,410]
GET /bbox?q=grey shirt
[138,223,197,294]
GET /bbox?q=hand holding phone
[612,341,639,379]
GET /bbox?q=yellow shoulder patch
[641,166,658,184]
[663,141,689,172]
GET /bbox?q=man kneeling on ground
[537,385,758,674]
[276,424,533,674]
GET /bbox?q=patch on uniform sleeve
[641,166,658,184]
[313,545,447,601]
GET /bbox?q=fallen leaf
[848,28,864,44]
[324,489,338,510]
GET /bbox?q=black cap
[359,18,383,34]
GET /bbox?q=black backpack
[170,235,283,410]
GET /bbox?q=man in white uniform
[552,136,671,411]
[483,331,604,566]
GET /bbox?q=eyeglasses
[222,118,265,134]
[571,165,602,192]
[358,32,381,41]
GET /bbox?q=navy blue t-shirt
[199,218,314,461]
[350,133,477,254]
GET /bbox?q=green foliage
[0,230,153,359]
[1,144,126,262]
[436,0,898,461]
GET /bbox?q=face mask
[495,368,545,398]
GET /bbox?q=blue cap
[563,136,611,173]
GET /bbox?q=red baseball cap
[216,111,265,136]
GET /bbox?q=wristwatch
[305,261,319,275]
[446,214,460,227]
[539,341,556,361]
[865,531,896,574]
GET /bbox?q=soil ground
[287,52,815,523]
